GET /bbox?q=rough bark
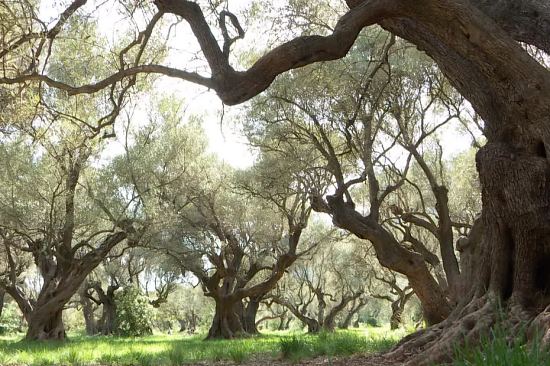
[207,299,245,339]
[25,307,66,341]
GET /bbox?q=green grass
[0,327,403,365]
[278,328,401,362]
[451,324,550,366]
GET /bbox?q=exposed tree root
[367,295,549,366]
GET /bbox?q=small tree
[114,287,153,337]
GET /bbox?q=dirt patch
[184,354,404,366]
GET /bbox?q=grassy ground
[0,327,406,365]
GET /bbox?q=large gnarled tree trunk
[207,298,245,339]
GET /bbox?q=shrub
[0,302,23,334]
[114,286,154,337]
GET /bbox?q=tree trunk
[306,318,321,333]
[25,307,66,341]
[242,298,260,334]
[323,293,362,331]
[20,232,128,341]
[206,299,245,339]
[284,316,292,330]
[277,314,290,330]
[93,283,119,335]
[340,312,354,329]
[340,299,368,329]
[390,300,403,330]
[98,299,117,335]
[317,195,451,325]
[0,289,5,320]
[177,319,185,332]
[81,296,97,336]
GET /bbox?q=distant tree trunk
[277,316,285,330]
[81,297,97,335]
[323,293,363,331]
[272,298,322,333]
[340,312,354,330]
[242,297,260,334]
[340,298,368,329]
[206,299,245,339]
[390,300,403,330]
[79,282,98,335]
[96,287,117,335]
[305,318,321,333]
[0,289,5,319]
[98,300,117,335]
[284,316,292,330]
[178,319,186,332]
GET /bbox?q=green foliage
[451,325,550,366]
[114,287,154,337]
[0,302,22,335]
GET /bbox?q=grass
[278,328,401,362]
[450,324,550,366]
[0,327,403,365]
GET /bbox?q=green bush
[114,286,154,337]
[0,302,23,334]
